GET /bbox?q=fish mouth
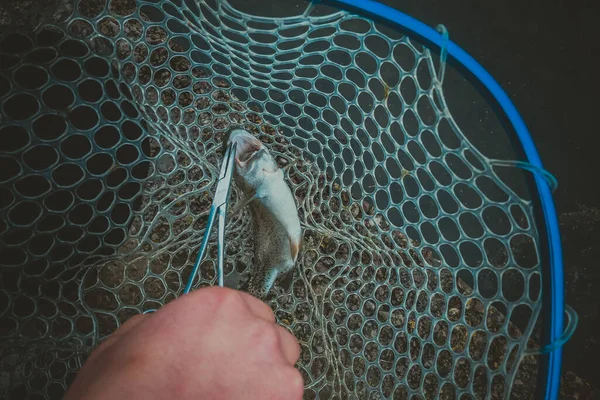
[228,129,263,166]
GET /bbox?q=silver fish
[227,129,302,298]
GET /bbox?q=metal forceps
[183,142,237,294]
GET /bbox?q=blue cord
[325,1,565,398]
[436,24,449,82]
[489,159,559,192]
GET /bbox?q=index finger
[88,314,147,362]
[236,290,276,323]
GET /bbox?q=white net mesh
[0,0,544,398]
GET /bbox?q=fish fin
[289,237,301,262]
[261,268,279,297]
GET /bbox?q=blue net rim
[325,1,564,398]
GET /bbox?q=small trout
[227,129,302,298]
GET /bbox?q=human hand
[65,287,303,400]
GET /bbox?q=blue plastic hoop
[325,1,564,399]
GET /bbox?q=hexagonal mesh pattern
[0,0,543,398]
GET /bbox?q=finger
[111,314,147,340]
[276,325,300,365]
[183,287,275,323]
[237,291,275,323]
[88,314,147,361]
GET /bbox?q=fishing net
[0,0,557,399]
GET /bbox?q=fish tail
[289,236,301,263]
